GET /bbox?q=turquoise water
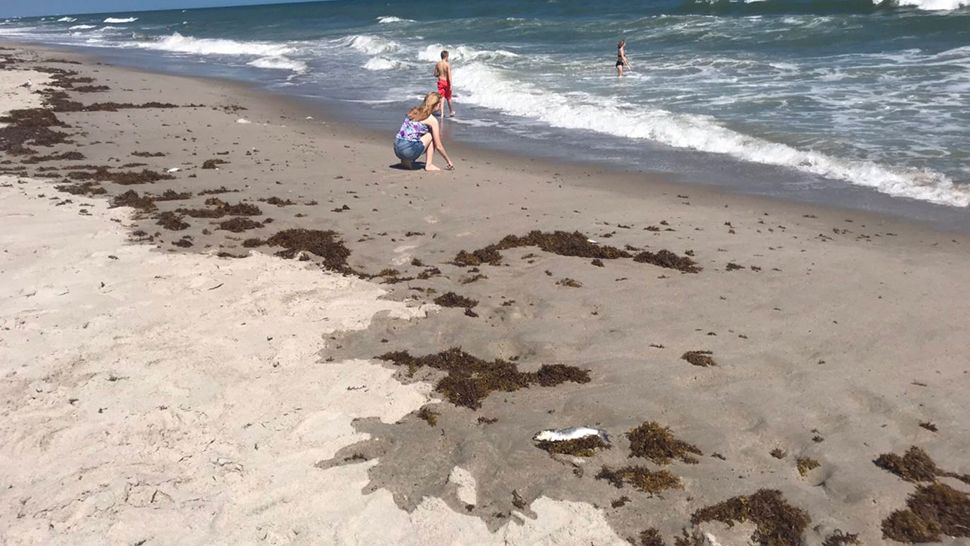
[3,0,969,215]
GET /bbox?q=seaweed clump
[416,406,439,427]
[111,190,157,211]
[454,230,631,266]
[595,465,681,495]
[218,217,263,232]
[55,181,106,196]
[266,229,351,272]
[874,446,970,484]
[681,350,716,367]
[155,211,188,231]
[639,528,666,546]
[433,292,478,309]
[796,457,820,476]
[178,198,262,218]
[67,167,174,185]
[0,108,70,155]
[376,348,590,409]
[151,189,192,201]
[627,422,702,465]
[882,482,970,543]
[822,530,860,546]
[202,158,228,169]
[535,436,609,457]
[633,250,701,273]
[690,489,810,546]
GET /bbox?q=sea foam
[140,33,294,57]
[104,17,138,24]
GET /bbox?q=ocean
[3,0,969,223]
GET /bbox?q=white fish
[236,118,251,124]
[166,167,180,173]
[533,426,609,443]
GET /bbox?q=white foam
[363,57,399,71]
[247,55,307,72]
[533,427,609,443]
[103,17,138,24]
[335,34,400,55]
[894,0,969,10]
[377,16,415,24]
[456,62,970,207]
[69,24,96,30]
[417,43,519,63]
[138,32,294,57]
[57,17,76,22]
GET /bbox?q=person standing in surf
[434,50,456,117]
[616,39,629,77]
[393,92,455,172]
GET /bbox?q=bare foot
[449,111,456,117]
[425,164,441,172]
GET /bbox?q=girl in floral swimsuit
[393,92,454,171]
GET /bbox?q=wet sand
[2,42,970,545]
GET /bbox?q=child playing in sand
[434,50,455,117]
[393,91,455,172]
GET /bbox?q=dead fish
[533,426,609,444]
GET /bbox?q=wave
[377,16,415,23]
[57,17,76,22]
[683,0,969,13]
[104,17,138,24]
[334,34,400,55]
[69,24,96,30]
[894,0,970,9]
[247,56,307,72]
[417,44,519,63]
[455,62,969,206]
[363,57,401,71]
[138,32,294,57]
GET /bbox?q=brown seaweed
[690,489,811,546]
[627,422,702,465]
[595,465,682,495]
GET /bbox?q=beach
[2,42,970,546]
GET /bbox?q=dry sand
[1,43,969,545]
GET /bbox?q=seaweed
[796,457,820,476]
[266,229,351,272]
[639,528,666,546]
[535,435,609,457]
[217,217,262,232]
[197,186,238,195]
[262,196,295,206]
[874,446,970,484]
[882,483,970,543]
[627,422,702,465]
[132,151,165,157]
[770,448,787,459]
[111,190,157,211]
[595,465,682,495]
[822,530,860,546]
[242,238,265,248]
[376,348,590,410]
[433,292,478,309]
[67,167,174,185]
[202,158,228,169]
[0,108,70,154]
[690,489,810,546]
[151,189,192,201]
[556,278,583,288]
[155,211,188,231]
[416,406,438,427]
[633,250,701,273]
[681,351,716,367]
[55,181,106,196]
[21,151,84,163]
[453,230,630,266]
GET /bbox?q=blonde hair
[407,92,441,121]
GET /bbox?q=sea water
[3,0,969,224]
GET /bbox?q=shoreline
[7,37,970,236]
[3,41,970,545]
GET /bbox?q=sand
[2,42,969,545]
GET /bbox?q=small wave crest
[334,34,400,55]
[69,24,96,30]
[377,16,415,24]
[456,63,969,206]
[104,17,138,24]
[417,44,519,63]
[140,32,294,57]
[247,56,307,72]
[57,17,76,22]
[363,57,401,71]
[893,0,969,10]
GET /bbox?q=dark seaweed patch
[416,406,439,427]
[433,292,478,309]
[21,151,84,163]
[595,465,681,495]
[639,528,666,546]
[266,229,351,272]
[690,489,810,546]
[874,446,970,484]
[217,217,262,232]
[376,348,590,410]
[0,108,70,154]
[242,238,265,248]
[150,189,192,201]
[67,167,174,185]
[156,211,188,231]
[454,230,630,266]
[261,196,295,206]
[202,158,228,169]
[681,350,716,367]
[627,422,702,465]
[197,186,238,195]
[535,436,609,457]
[822,530,860,546]
[796,457,820,476]
[633,250,701,273]
[882,483,970,543]
[55,181,106,196]
[132,151,165,158]
[111,190,157,211]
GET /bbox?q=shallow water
[3,0,969,226]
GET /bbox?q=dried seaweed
[266,229,351,272]
[111,190,156,211]
[796,457,820,476]
[627,422,702,465]
[639,528,667,546]
[416,406,438,427]
[202,158,228,169]
[874,446,970,484]
[55,181,105,196]
[882,483,970,543]
[690,489,810,546]
[681,351,716,367]
[633,250,701,273]
[595,465,682,495]
[822,530,860,546]
[155,211,188,231]
[67,167,174,185]
[376,348,590,410]
[535,435,610,457]
[217,217,262,232]
[433,292,478,309]
[0,108,70,154]
[454,230,630,266]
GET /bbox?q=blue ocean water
[3,0,969,217]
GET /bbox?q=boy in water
[434,50,455,117]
